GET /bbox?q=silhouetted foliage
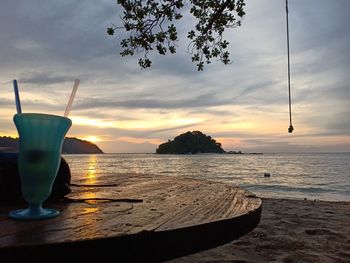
[107,0,246,70]
[156,131,225,154]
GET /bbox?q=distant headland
[0,136,104,154]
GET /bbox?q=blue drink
[9,113,71,220]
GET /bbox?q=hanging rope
[286,0,294,133]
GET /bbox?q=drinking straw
[13,80,22,114]
[64,79,80,117]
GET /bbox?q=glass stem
[29,203,43,213]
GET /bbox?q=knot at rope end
[288,125,294,133]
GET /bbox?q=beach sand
[166,198,350,263]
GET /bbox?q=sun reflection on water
[86,155,97,184]
[80,155,99,203]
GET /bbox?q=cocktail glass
[9,113,71,220]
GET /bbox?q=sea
[63,152,350,202]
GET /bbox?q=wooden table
[0,173,262,262]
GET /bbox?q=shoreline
[166,197,350,263]
[251,194,350,203]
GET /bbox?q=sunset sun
[83,136,100,143]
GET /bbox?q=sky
[0,0,349,153]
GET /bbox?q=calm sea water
[63,153,350,202]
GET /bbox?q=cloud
[74,92,232,110]
[19,72,82,85]
[0,98,14,107]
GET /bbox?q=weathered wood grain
[0,173,261,262]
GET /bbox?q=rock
[0,153,71,203]
[51,157,72,200]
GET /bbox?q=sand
[166,198,350,263]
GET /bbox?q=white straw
[64,79,80,117]
[13,79,22,114]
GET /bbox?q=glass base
[9,207,59,221]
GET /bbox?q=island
[0,136,104,154]
[156,131,225,154]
